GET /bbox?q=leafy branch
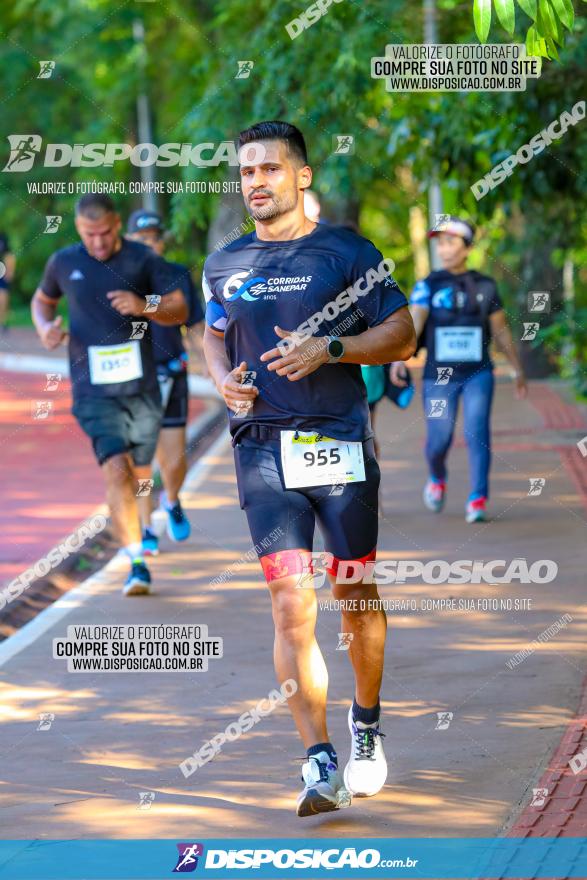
[473,0,580,59]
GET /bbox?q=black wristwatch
[326,335,344,364]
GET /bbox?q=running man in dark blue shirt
[126,210,204,555]
[203,121,416,817]
[391,216,527,522]
[31,194,188,595]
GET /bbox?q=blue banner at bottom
[0,838,586,879]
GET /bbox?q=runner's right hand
[389,361,408,388]
[221,361,259,413]
[40,315,67,350]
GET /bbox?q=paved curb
[504,382,587,838]
[507,671,587,836]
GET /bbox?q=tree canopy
[0,0,585,385]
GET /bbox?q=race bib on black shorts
[280,430,365,489]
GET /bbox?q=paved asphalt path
[0,375,586,841]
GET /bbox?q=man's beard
[248,189,297,220]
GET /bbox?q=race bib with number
[88,340,143,385]
[280,430,366,489]
[435,326,482,362]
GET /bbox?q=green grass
[5,298,68,329]
[5,301,32,328]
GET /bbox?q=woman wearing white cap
[391,216,526,523]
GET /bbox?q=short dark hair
[75,193,117,220]
[238,120,308,166]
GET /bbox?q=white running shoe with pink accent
[423,479,446,513]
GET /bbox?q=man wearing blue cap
[391,216,526,523]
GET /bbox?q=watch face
[328,338,344,358]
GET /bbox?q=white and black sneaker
[296,751,351,817]
[343,707,387,797]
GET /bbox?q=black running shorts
[158,371,189,429]
[72,392,162,466]
[233,425,380,582]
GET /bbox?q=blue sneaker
[166,501,191,542]
[141,527,159,557]
[123,560,152,596]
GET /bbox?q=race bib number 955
[280,430,365,489]
[88,341,143,385]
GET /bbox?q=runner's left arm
[107,287,187,324]
[389,277,430,386]
[489,308,528,399]
[262,307,416,380]
[262,240,416,380]
[346,240,416,363]
[334,307,416,365]
[486,280,527,398]
[150,288,188,325]
[107,250,188,325]
[148,250,189,325]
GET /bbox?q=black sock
[307,742,338,766]
[352,698,380,725]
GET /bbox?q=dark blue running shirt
[40,238,178,399]
[203,223,408,442]
[410,269,503,380]
[150,261,204,366]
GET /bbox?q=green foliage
[0,0,584,387]
[495,0,517,33]
[473,0,579,57]
[474,0,493,41]
[541,307,587,395]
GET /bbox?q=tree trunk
[409,205,430,280]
